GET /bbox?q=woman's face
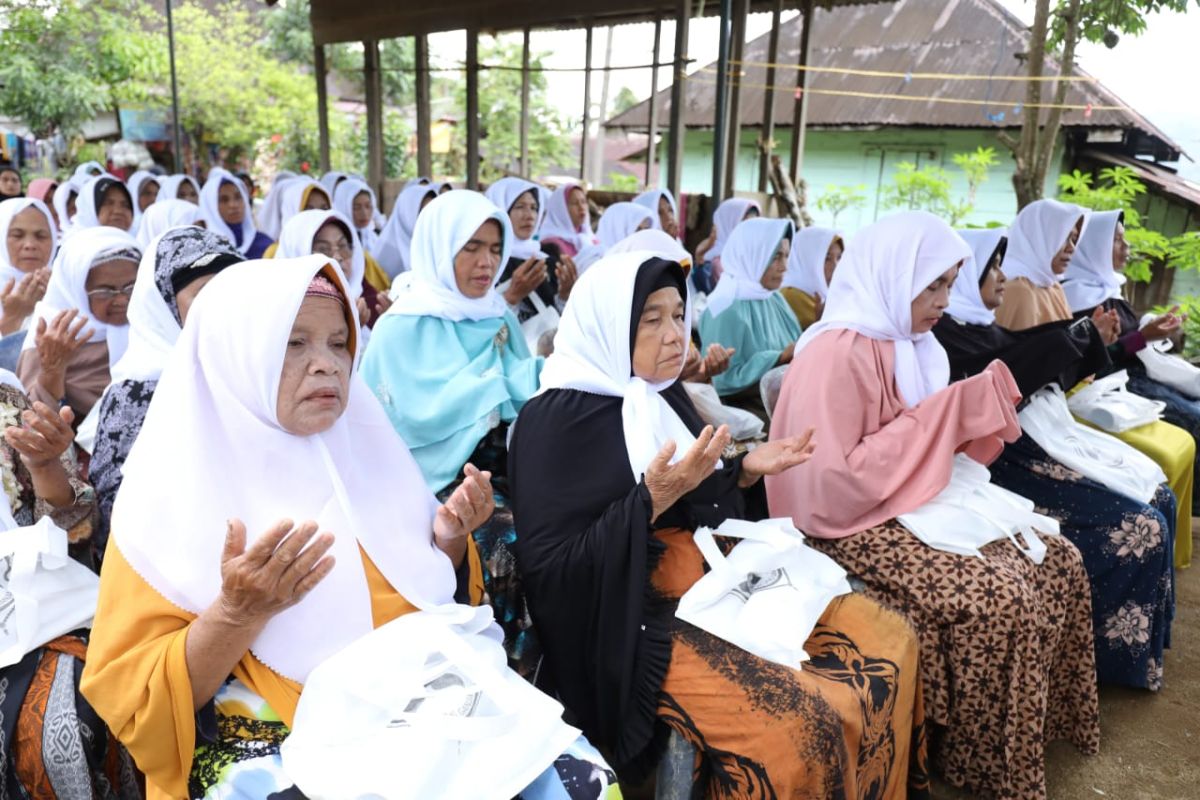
[657,196,679,238]
[760,236,791,291]
[175,273,217,325]
[910,262,961,334]
[1112,220,1130,272]
[304,188,331,211]
[508,190,539,240]
[85,258,138,324]
[137,180,159,212]
[66,192,78,220]
[97,185,133,230]
[6,207,54,273]
[823,240,844,285]
[1050,217,1084,275]
[0,170,21,197]
[567,187,588,229]
[276,295,353,436]
[453,219,503,299]
[979,255,1007,310]
[218,182,246,225]
[176,180,199,204]
[313,221,354,279]
[632,286,686,383]
[351,190,374,230]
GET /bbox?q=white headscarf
[484,177,546,261]
[632,188,678,235]
[948,228,1008,326]
[136,199,203,248]
[52,181,78,235]
[277,209,365,300]
[1061,209,1125,313]
[576,202,656,273]
[332,178,380,257]
[374,183,438,278]
[1003,199,1088,288]
[607,229,693,270]
[258,174,299,241]
[112,255,457,682]
[199,167,260,255]
[277,178,331,235]
[70,174,132,232]
[125,170,160,233]
[0,198,57,288]
[385,190,512,323]
[72,162,104,182]
[705,217,793,318]
[707,197,761,261]
[538,181,596,253]
[783,226,840,297]
[319,171,350,196]
[22,226,141,368]
[538,251,705,480]
[158,175,201,205]
[796,211,971,407]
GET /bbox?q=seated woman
[331,177,392,295]
[0,198,55,369]
[632,187,681,239]
[698,217,801,402]
[0,370,139,792]
[692,197,761,293]
[574,201,655,272]
[766,211,1100,800]
[136,199,204,248]
[126,170,160,234]
[361,190,544,678]
[995,199,1194,567]
[198,167,274,259]
[18,227,141,420]
[26,179,59,229]
[510,251,925,797]
[53,181,80,235]
[781,226,843,329]
[71,174,134,233]
[158,175,200,205]
[538,180,597,260]
[92,227,242,550]
[374,182,438,278]
[80,255,617,799]
[934,228,1176,691]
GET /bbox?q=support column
[666,0,690,201]
[363,39,384,197]
[580,25,593,181]
[757,0,783,192]
[789,0,814,185]
[723,0,747,196]
[415,34,432,178]
[645,17,662,188]
[520,28,531,178]
[711,0,732,202]
[314,41,331,173]
[466,29,480,189]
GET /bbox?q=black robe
[499,254,559,324]
[507,382,745,778]
[1072,296,1145,373]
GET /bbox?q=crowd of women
[0,157,1192,800]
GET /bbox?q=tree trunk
[768,155,813,227]
[1008,0,1051,210]
[1031,0,1082,198]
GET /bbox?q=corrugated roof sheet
[607,0,1182,160]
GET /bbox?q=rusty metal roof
[607,0,1183,161]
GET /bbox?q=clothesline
[728,59,1101,83]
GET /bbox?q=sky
[427,0,1200,182]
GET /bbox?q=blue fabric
[698,293,801,396]
[691,260,716,295]
[988,432,1175,690]
[245,232,274,260]
[0,331,24,373]
[360,310,542,493]
[1126,366,1200,514]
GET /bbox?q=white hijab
[607,229,693,270]
[112,255,457,682]
[707,197,761,261]
[0,198,57,288]
[538,181,596,253]
[199,167,260,255]
[332,178,380,257]
[320,171,350,196]
[52,181,78,235]
[705,217,793,318]
[375,183,438,278]
[158,175,200,205]
[484,177,546,261]
[538,251,704,480]
[385,190,512,323]
[948,228,1008,326]
[797,211,971,407]
[1003,198,1088,288]
[125,170,160,233]
[633,188,678,235]
[277,209,365,300]
[259,174,299,241]
[1061,209,1125,313]
[70,174,131,232]
[783,226,840,297]
[277,179,331,235]
[576,202,656,273]
[72,162,104,182]
[21,226,141,368]
[136,199,203,248]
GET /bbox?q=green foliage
[601,172,641,193]
[881,162,953,215]
[1153,295,1200,359]
[1056,0,1200,47]
[612,87,640,116]
[815,184,867,227]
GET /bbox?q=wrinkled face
[1112,220,1130,272]
[454,219,504,299]
[979,255,1007,310]
[566,187,588,229]
[509,190,539,240]
[312,221,354,280]
[351,190,374,230]
[304,188,331,211]
[823,240,844,285]
[657,196,678,238]
[176,180,199,204]
[910,261,961,334]
[97,185,133,230]
[632,286,686,383]
[175,272,218,324]
[137,179,159,212]
[85,258,138,324]
[5,207,54,273]
[0,170,22,196]
[276,295,353,436]
[1051,216,1084,275]
[218,182,245,226]
[760,236,791,291]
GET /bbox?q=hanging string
[727,58,1102,83]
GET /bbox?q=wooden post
[757,0,783,192]
[580,25,593,182]
[789,0,814,185]
[645,17,662,188]
[415,34,432,178]
[666,0,689,201]
[314,41,331,173]
[520,28,531,178]
[712,0,732,203]
[724,0,747,196]
[466,30,480,189]
[363,40,385,197]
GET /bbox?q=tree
[815,184,867,227]
[612,87,640,117]
[1001,0,1199,209]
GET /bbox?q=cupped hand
[36,309,92,373]
[435,463,494,544]
[502,258,548,306]
[1141,305,1183,341]
[217,518,336,626]
[1090,307,1120,345]
[4,401,75,469]
[555,255,579,302]
[644,424,730,521]
[739,428,816,487]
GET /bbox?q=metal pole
[520,28,531,178]
[645,17,662,188]
[466,30,480,189]
[757,0,783,192]
[416,34,432,178]
[166,0,183,173]
[314,42,331,173]
[724,0,747,196]
[666,0,689,202]
[363,40,384,196]
[580,25,593,181]
[712,0,732,202]
[591,26,614,188]
[789,0,814,184]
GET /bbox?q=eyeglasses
[86,282,136,300]
[313,240,353,260]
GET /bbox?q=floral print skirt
[989,432,1176,691]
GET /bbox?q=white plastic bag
[498,279,560,354]
[897,454,1059,564]
[1020,385,1165,503]
[683,381,764,441]
[759,364,788,420]
[675,518,851,669]
[281,604,578,800]
[73,398,101,455]
[1067,369,1164,432]
[0,516,100,668]
[1137,340,1200,399]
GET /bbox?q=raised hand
[1090,306,1120,345]
[555,255,579,302]
[698,343,735,379]
[1141,305,1183,341]
[0,269,49,335]
[502,257,548,306]
[4,401,75,469]
[644,424,731,521]
[217,518,336,626]
[35,309,93,400]
[739,428,816,487]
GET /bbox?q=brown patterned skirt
[809,521,1101,800]
[652,527,928,799]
